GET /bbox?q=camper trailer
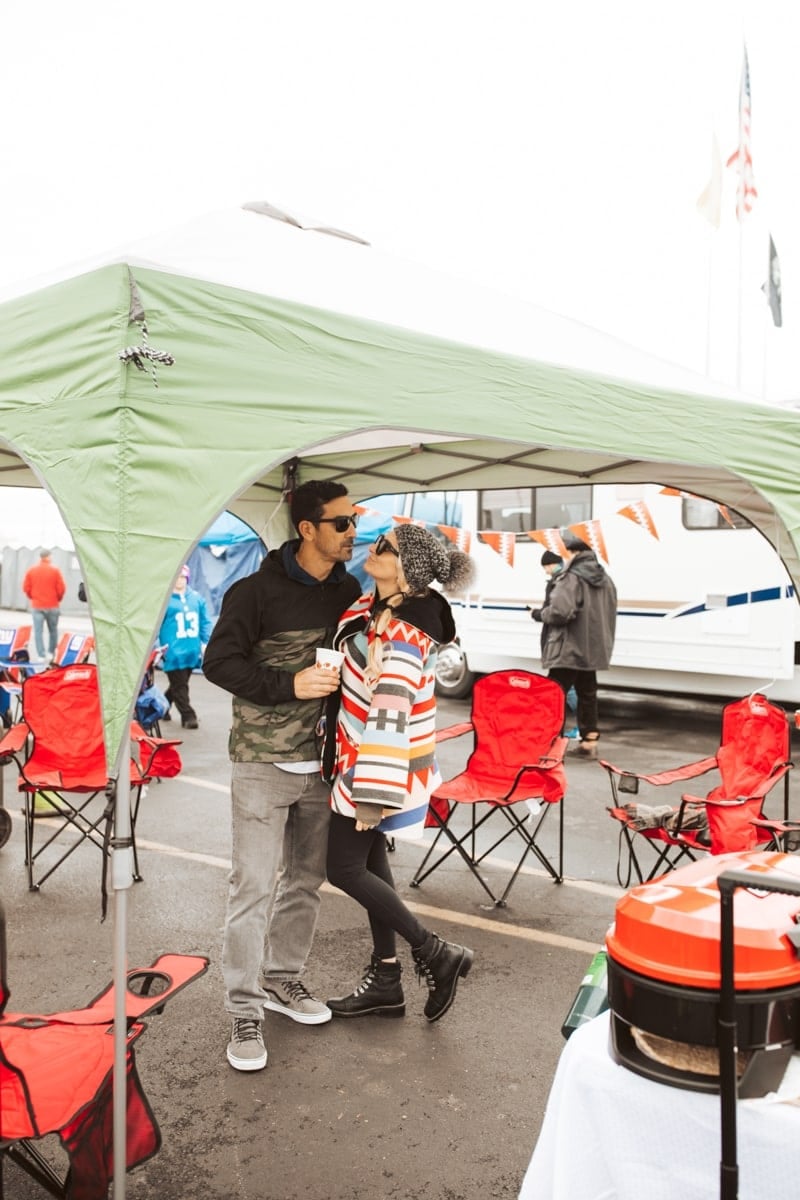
[363,484,800,703]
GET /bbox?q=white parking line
[136,834,609,956]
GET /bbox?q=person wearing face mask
[324,524,478,1024]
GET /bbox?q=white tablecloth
[519,1011,800,1200]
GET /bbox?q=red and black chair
[410,670,568,907]
[0,664,182,904]
[0,898,208,1200]
[603,692,797,887]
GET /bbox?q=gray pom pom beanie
[394,525,477,595]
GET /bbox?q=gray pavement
[1,607,797,1199]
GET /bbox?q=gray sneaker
[263,978,332,1025]
[227,1017,268,1071]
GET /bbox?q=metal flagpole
[736,217,743,391]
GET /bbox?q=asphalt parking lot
[2,613,797,1199]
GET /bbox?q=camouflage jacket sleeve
[202,579,296,707]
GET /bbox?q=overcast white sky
[2,1,799,547]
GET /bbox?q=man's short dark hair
[290,480,350,530]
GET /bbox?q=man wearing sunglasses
[204,480,360,1071]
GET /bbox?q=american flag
[726,48,757,220]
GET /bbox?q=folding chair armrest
[0,721,29,761]
[671,795,710,840]
[133,730,183,779]
[503,755,565,802]
[435,721,474,744]
[601,755,718,789]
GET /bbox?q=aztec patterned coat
[329,589,456,840]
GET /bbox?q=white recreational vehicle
[363,483,800,703]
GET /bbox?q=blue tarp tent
[186,512,265,619]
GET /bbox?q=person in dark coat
[530,530,617,756]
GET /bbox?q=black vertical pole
[717,879,738,1200]
[717,867,800,1200]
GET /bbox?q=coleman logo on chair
[64,667,93,682]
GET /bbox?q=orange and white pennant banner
[659,487,700,501]
[480,530,515,567]
[570,520,609,563]
[528,528,568,557]
[618,500,659,540]
[439,525,473,554]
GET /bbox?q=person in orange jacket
[22,549,66,661]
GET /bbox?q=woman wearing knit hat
[324,525,477,1022]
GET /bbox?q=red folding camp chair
[0,664,182,905]
[410,670,567,907]
[50,631,95,668]
[0,898,209,1200]
[603,692,797,887]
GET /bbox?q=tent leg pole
[111,738,134,1200]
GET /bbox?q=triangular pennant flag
[393,514,426,527]
[717,504,735,528]
[352,503,370,515]
[528,529,568,557]
[659,486,700,500]
[571,520,609,563]
[439,525,473,553]
[618,501,659,540]
[480,530,515,567]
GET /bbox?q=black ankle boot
[327,955,405,1018]
[412,933,474,1022]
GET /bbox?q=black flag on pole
[762,235,782,327]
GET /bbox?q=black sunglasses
[374,533,400,557]
[315,513,359,533]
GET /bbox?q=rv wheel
[435,643,475,699]
[0,809,11,849]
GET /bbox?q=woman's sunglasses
[374,533,400,557]
[315,514,359,533]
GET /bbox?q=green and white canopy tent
[3,203,799,774]
[3,202,800,1188]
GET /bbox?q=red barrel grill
[606,850,800,1097]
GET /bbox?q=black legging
[327,812,428,960]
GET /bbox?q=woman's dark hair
[290,480,350,530]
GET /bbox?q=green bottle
[560,949,608,1039]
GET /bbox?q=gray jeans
[32,608,59,658]
[222,761,331,1018]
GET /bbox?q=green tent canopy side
[0,218,799,770]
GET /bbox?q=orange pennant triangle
[618,501,659,540]
[480,530,515,567]
[571,520,610,563]
[439,525,473,553]
[528,529,568,557]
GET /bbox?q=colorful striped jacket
[329,590,455,840]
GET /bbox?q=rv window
[534,485,592,530]
[682,497,751,531]
[409,491,464,528]
[479,488,532,534]
[364,493,408,518]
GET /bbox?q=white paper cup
[316,647,344,671]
